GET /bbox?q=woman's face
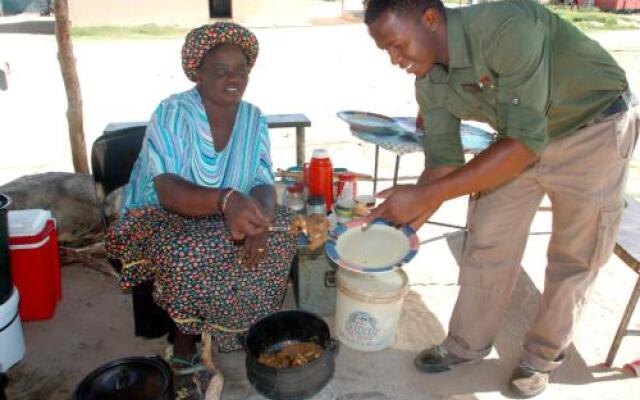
[196,44,249,106]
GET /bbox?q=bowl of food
[325,218,419,274]
[245,310,339,400]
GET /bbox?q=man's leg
[417,174,544,372]
[442,175,545,361]
[521,108,639,372]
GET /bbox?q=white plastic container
[0,287,26,372]
[335,268,409,352]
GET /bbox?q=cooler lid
[8,209,53,237]
[337,268,408,300]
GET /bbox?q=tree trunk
[54,0,89,173]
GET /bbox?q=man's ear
[421,8,440,32]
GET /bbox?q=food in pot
[258,342,324,368]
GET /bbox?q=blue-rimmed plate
[325,218,419,273]
[337,111,400,136]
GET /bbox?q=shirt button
[512,98,519,105]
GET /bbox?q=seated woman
[106,22,297,400]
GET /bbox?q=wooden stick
[275,169,373,181]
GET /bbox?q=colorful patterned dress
[106,88,296,352]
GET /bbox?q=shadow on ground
[0,20,53,35]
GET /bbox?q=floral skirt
[106,205,297,352]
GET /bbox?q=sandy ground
[4,209,640,400]
[1,12,640,400]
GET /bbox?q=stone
[0,172,102,242]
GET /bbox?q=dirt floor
[1,9,640,400]
[4,203,640,399]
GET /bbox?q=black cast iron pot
[245,310,339,400]
[0,194,12,305]
[74,356,173,400]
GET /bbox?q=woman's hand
[363,184,443,231]
[240,231,269,269]
[223,192,271,241]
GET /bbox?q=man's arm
[425,138,537,202]
[368,138,536,228]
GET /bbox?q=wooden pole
[54,0,89,173]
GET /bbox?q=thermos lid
[311,149,329,159]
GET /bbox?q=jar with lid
[337,171,357,202]
[306,195,326,216]
[286,183,305,214]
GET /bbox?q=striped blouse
[121,88,274,211]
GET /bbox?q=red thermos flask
[308,149,334,212]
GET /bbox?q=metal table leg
[373,145,380,196]
[393,155,400,187]
[295,126,306,166]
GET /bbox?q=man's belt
[603,89,637,118]
[583,89,637,129]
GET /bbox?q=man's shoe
[414,344,472,373]
[509,362,550,398]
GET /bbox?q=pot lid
[75,357,171,400]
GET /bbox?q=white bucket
[335,268,409,352]
[0,287,25,372]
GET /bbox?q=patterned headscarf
[181,22,259,82]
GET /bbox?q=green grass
[68,4,639,39]
[549,6,640,31]
[71,24,189,40]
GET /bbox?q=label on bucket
[345,311,379,344]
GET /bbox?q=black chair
[91,123,176,340]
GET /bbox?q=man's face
[368,10,438,78]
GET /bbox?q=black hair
[363,0,446,25]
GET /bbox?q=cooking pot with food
[245,310,339,400]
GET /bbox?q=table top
[351,117,494,156]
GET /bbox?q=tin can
[337,171,357,201]
[624,358,640,376]
[306,195,326,216]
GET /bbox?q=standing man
[363,0,638,397]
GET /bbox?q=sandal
[170,354,214,400]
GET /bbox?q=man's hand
[363,184,444,231]
[223,192,271,241]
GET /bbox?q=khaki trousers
[442,107,639,372]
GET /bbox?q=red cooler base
[9,211,61,321]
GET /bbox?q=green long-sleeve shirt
[416,0,628,166]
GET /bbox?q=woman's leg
[171,330,215,400]
[173,330,198,360]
